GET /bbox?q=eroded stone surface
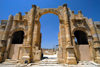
[0,4,100,64]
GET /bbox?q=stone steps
[5,59,19,63]
[78,61,100,67]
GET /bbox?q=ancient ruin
[0,4,100,64]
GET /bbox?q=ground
[0,54,100,67]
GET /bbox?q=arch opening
[74,30,88,44]
[12,31,24,44]
[37,10,61,21]
[39,13,59,59]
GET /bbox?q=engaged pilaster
[63,4,77,64]
[2,15,13,41]
[21,5,36,63]
[63,4,71,47]
[26,5,36,46]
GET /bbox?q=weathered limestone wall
[94,22,100,41]
[0,20,7,62]
[0,4,100,64]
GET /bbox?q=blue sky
[0,0,100,49]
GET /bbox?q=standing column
[21,5,36,63]
[87,36,95,61]
[26,5,36,46]
[12,20,17,29]
[32,20,40,62]
[2,15,13,41]
[88,19,99,45]
[4,36,13,60]
[32,20,38,51]
[63,4,77,64]
[57,20,66,63]
[1,15,13,62]
[72,36,78,59]
[88,19,100,63]
[63,4,71,47]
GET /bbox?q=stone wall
[0,4,100,64]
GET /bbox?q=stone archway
[0,4,100,64]
[73,30,91,61]
[74,30,88,44]
[8,31,24,60]
[29,4,77,64]
[31,8,63,62]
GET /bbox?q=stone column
[21,5,36,63]
[12,20,17,29]
[95,48,100,64]
[2,15,13,41]
[1,15,13,62]
[72,36,78,60]
[31,20,40,62]
[88,19,99,44]
[57,20,66,63]
[63,4,71,47]
[26,5,36,46]
[4,36,13,60]
[87,36,95,61]
[88,19,100,63]
[63,4,77,64]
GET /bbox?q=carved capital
[94,41,100,48]
[25,12,28,14]
[34,20,39,24]
[1,40,6,46]
[63,4,67,7]
[72,11,74,14]
[59,20,64,24]
[78,10,82,14]
[32,5,36,8]
[8,36,13,38]
[8,15,13,20]
[18,12,22,15]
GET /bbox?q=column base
[66,46,77,64]
[95,57,100,64]
[66,57,77,64]
[33,50,41,62]
[21,56,30,63]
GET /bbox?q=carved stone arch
[72,27,91,36]
[9,27,26,36]
[35,9,63,20]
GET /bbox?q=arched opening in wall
[74,30,88,44]
[12,31,24,44]
[74,30,91,61]
[9,31,24,60]
[40,13,59,59]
